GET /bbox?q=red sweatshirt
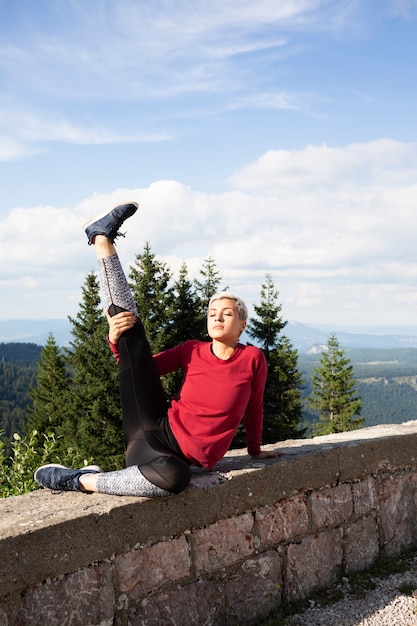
[108,339,267,469]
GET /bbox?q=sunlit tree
[310,334,364,435]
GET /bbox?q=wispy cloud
[0,108,171,161]
[0,0,366,159]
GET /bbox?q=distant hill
[285,321,417,352]
[0,319,72,346]
[2,318,417,352]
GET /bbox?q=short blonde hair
[208,291,248,321]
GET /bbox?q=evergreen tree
[247,274,287,359]
[266,335,305,441]
[65,272,124,469]
[309,334,364,435]
[164,262,202,398]
[244,274,304,445]
[194,256,222,338]
[129,242,173,354]
[26,334,71,447]
[170,262,202,344]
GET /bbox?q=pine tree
[266,335,305,441]
[247,274,287,360]
[164,262,202,398]
[245,274,304,445]
[194,256,222,339]
[170,262,202,344]
[309,334,364,435]
[26,334,71,446]
[129,242,173,354]
[65,272,124,469]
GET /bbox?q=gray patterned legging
[98,254,191,494]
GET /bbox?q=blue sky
[1,0,417,329]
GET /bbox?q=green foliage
[26,334,72,449]
[164,262,204,397]
[193,255,222,339]
[309,334,364,435]
[65,272,124,469]
[244,274,304,445]
[0,355,38,451]
[356,378,417,427]
[129,241,174,354]
[247,274,287,358]
[0,429,91,498]
[169,262,205,345]
[0,342,42,365]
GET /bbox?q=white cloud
[1,139,417,325]
[229,140,417,192]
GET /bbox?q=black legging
[109,304,191,494]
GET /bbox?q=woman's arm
[244,349,283,459]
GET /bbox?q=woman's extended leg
[34,203,191,497]
[90,215,191,494]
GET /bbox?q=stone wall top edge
[3,422,417,539]
[1,422,417,596]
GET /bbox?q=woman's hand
[106,310,137,344]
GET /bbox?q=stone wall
[1,422,417,625]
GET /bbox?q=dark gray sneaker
[83,202,139,245]
[34,463,103,492]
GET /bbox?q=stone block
[192,513,254,575]
[129,579,225,626]
[256,495,308,546]
[286,528,343,600]
[14,564,114,626]
[378,474,417,556]
[115,535,190,601]
[352,477,377,517]
[310,483,353,530]
[224,551,283,625]
[345,515,379,572]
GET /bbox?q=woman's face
[207,298,246,342]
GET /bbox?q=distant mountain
[0,319,72,346]
[2,318,417,352]
[284,321,417,353]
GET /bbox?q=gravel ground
[284,554,417,626]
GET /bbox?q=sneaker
[34,463,103,492]
[82,202,139,245]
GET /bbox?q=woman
[34,202,279,497]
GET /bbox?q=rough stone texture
[345,515,380,572]
[352,476,378,517]
[3,423,417,625]
[224,551,283,625]
[286,528,344,600]
[256,494,308,546]
[129,580,225,626]
[378,473,417,556]
[14,564,115,626]
[115,535,190,600]
[0,606,9,626]
[310,483,353,529]
[191,513,254,575]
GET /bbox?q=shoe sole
[82,202,139,231]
